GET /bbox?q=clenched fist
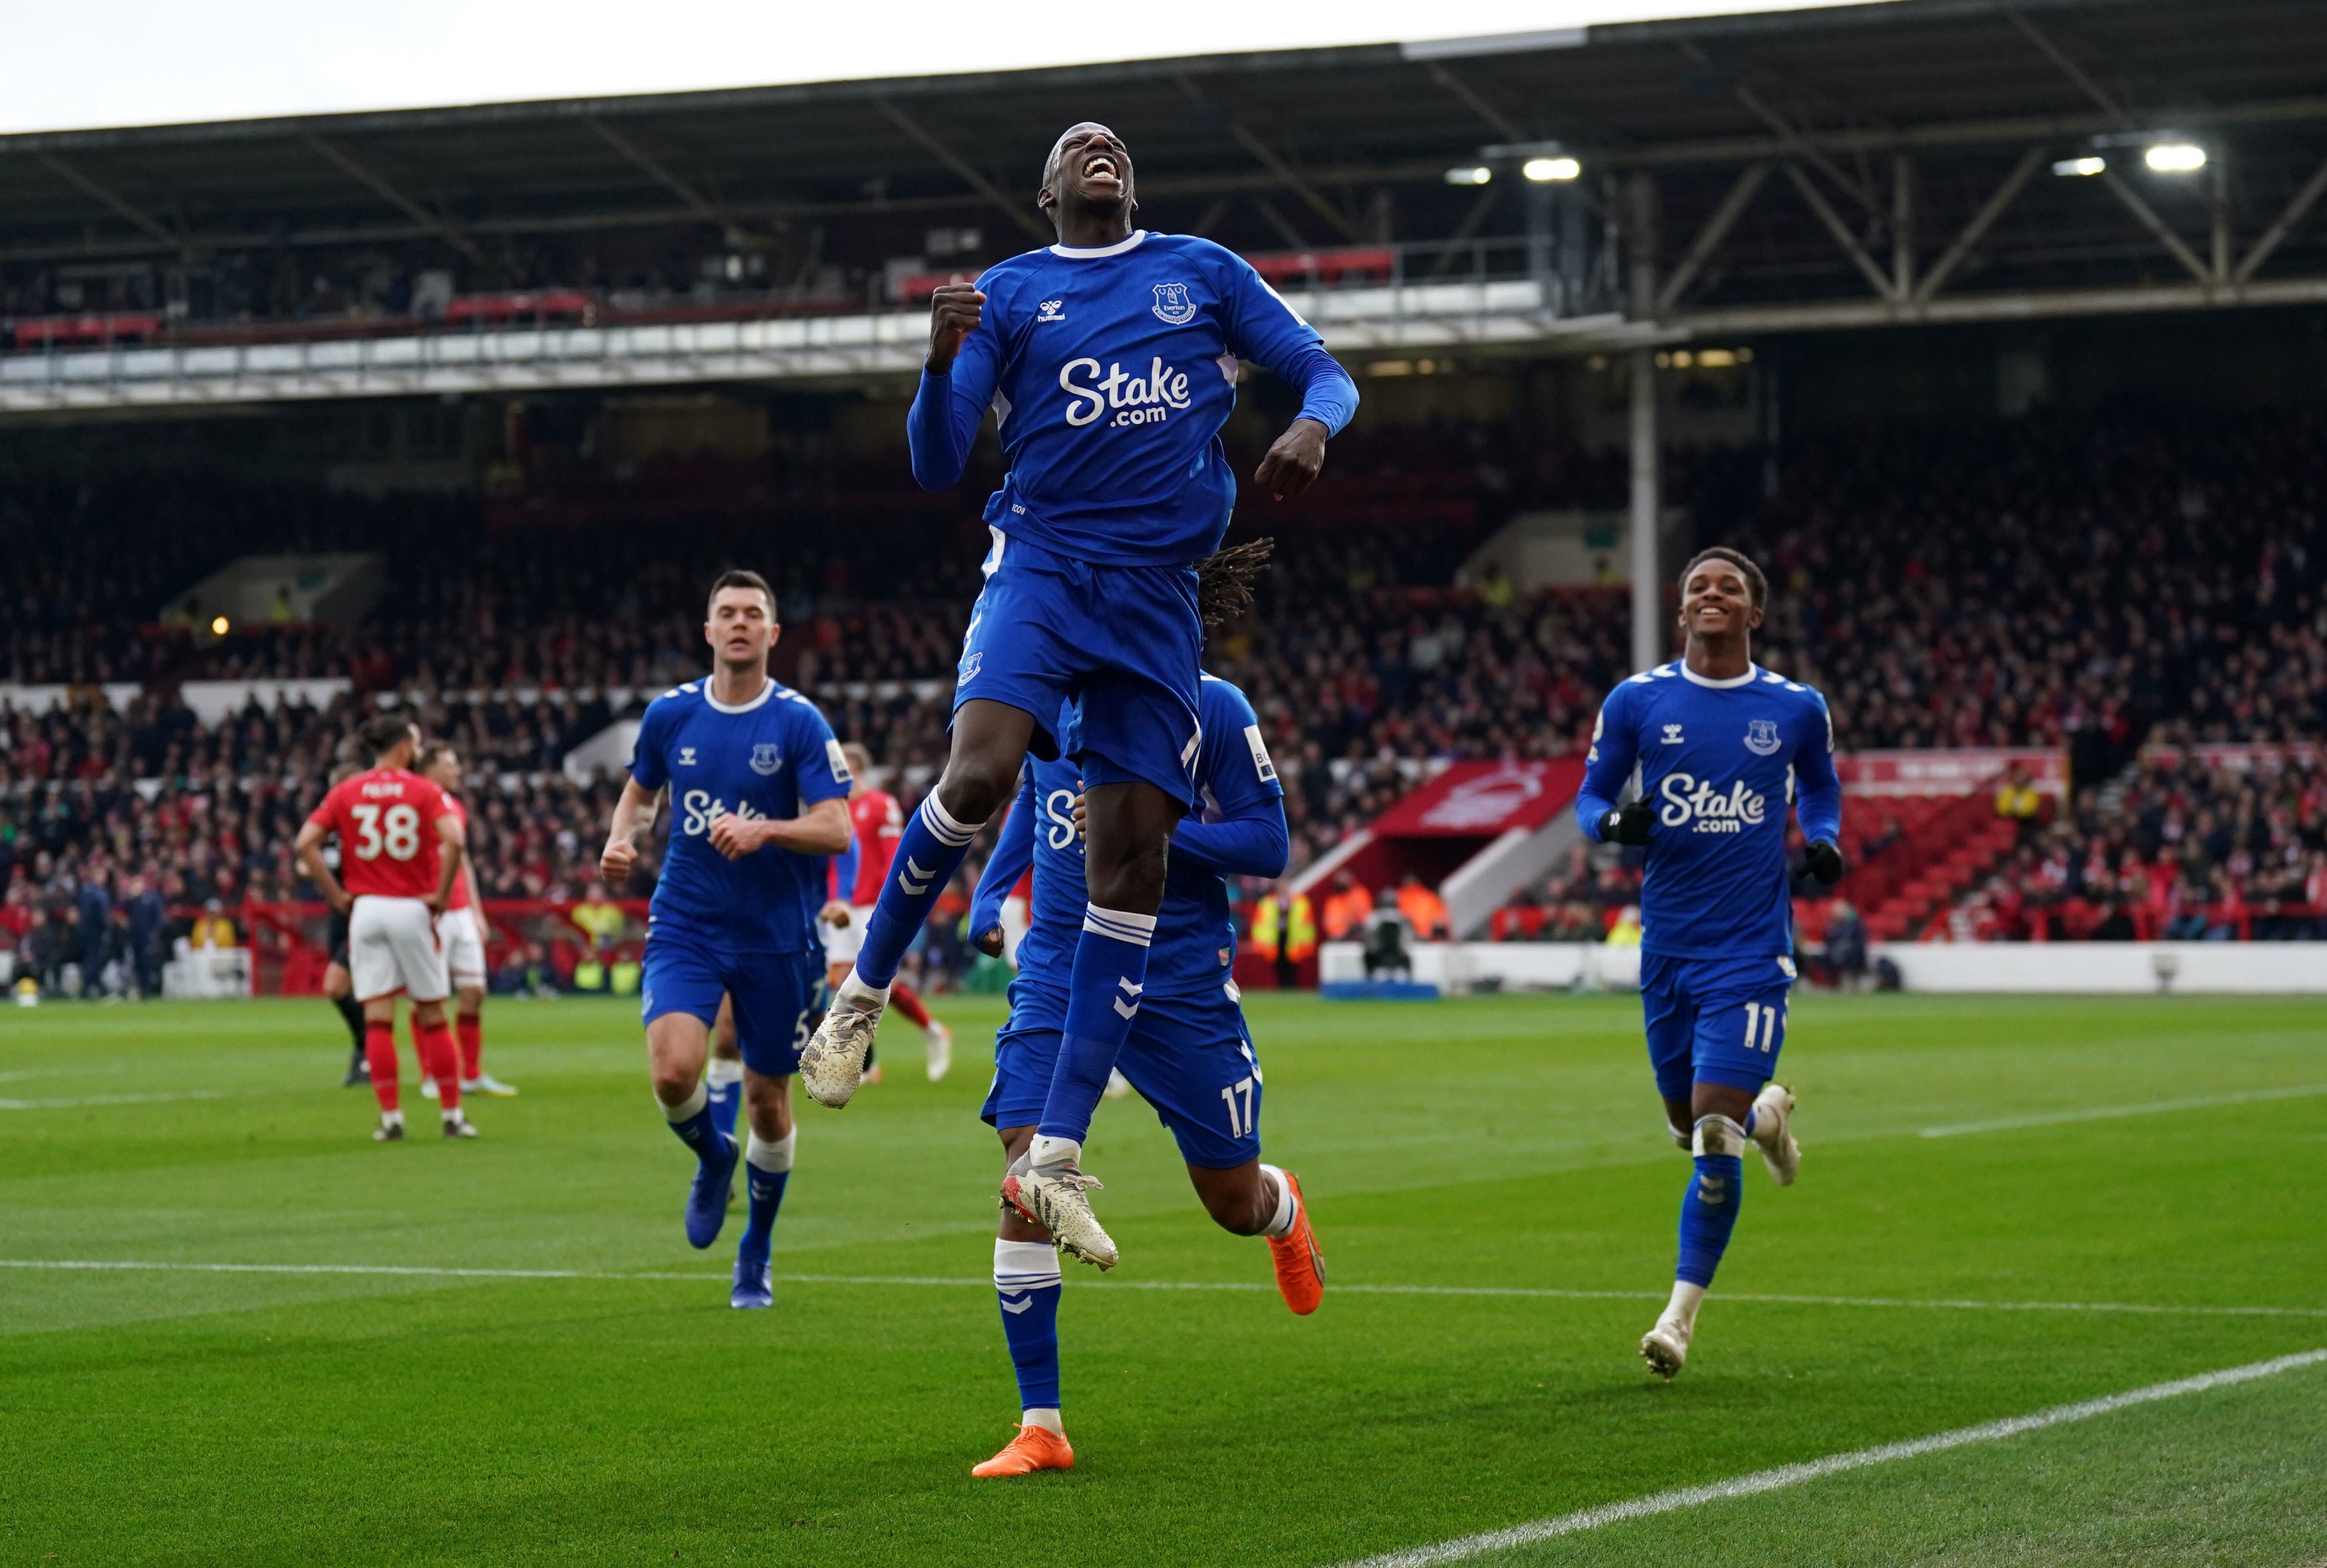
[927,281,985,374]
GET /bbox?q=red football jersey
[846,788,904,905]
[307,768,455,900]
[441,794,475,911]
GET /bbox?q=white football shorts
[437,905,487,989]
[820,904,872,966]
[348,895,451,1003]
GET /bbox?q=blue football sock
[855,794,981,988]
[1676,1152,1745,1288]
[1035,904,1158,1143]
[739,1129,795,1262]
[706,1060,743,1142]
[662,1083,726,1162]
[994,1238,1063,1412]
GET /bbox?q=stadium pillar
[1626,173,1662,674]
[1629,348,1661,673]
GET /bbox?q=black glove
[1599,802,1654,846]
[1804,839,1846,885]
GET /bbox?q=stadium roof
[4,0,2326,328]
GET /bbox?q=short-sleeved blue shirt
[629,677,851,954]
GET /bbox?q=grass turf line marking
[1326,1349,2327,1568]
[1919,1082,2327,1138]
[0,1091,227,1111]
[5,1260,2324,1319]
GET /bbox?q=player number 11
[1741,1001,1782,1053]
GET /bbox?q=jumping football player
[418,743,517,1098]
[599,570,852,1309]
[963,655,1320,1474]
[818,741,953,1083]
[1574,546,1845,1379]
[295,715,474,1141]
[800,121,1357,1274]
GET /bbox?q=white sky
[5,0,1865,136]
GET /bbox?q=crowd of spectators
[1961,746,2327,941]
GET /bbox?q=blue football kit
[1576,660,1843,1099]
[970,675,1290,1169]
[1578,657,1842,1296]
[630,677,853,1078]
[908,229,1358,803]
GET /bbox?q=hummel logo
[1112,976,1144,1022]
[999,1291,1033,1315]
[898,856,933,896]
[1661,725,1685,745]
[679,747,698,765]
[1036,299,1066,322]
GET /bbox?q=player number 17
[1219,1075,1255,1139]
[1741,1001,1783,1053]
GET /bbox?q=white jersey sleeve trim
[1050,230,1148,259]
[1679,661,1761,690]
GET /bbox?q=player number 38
[349,802,422,861]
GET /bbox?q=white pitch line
[0,1091,227,1111]
[2,1260,2322,1319]
[1327,1349,2327,1568]
[1920,1082,2327,1138]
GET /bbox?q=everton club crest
[1150,282,1197,325]
[749,742,785,776]
[1743,719,1782,756]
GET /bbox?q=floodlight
[1522,157,1581,182]
[2052,156,2106,177]
[2144,142,2206,173]
[1444,166,1493,186]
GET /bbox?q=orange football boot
[971,1422,1074,1478]
[1267,1171,1325,1315]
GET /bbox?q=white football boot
[1640,1281,1705,1381]
[1001,1153,1119,1270]
[1749,1081,1801,1186]
[924,1020,953,1083]
[799,973,888,1109]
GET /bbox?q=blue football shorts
[1640,951,1796,1102]
[954,528,1203,810]
[982,975,1263,1169]
[641,929,824,1079]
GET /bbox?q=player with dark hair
[295,713,475,1141]
[1576,545,1845,1379]
[600,570,853,1309]
[800,120,1358,1275]
[957,544,1320,1476]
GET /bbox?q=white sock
[380,1109,404,1129]
[745,1129,797,1174]
[838,969,891,1010]
[1021,1406,1065,1438]
[1259,1163,1298,1238]
[705,1058,743,1090]
[442,1107,465,1125]
[1027,1134,1081,1171]
[1662,1280,1707,1331]
[662,1081,709,1122]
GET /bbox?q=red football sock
[457,1015,483,1081]
[416,1020,462,1113]
[890,982,932,1029]
[365,1020,400,1113]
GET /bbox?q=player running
[818,741,953,1083]
[801,120,1357,1274]
[598,570,853,1309]
[294,714,475,1141]
[1574,546,1845,1380]
[418,744,517,1100]
[963,649,1320,1476]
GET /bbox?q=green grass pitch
[3,990,2324,1566]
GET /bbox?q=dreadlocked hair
[1194,537,1275,626]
